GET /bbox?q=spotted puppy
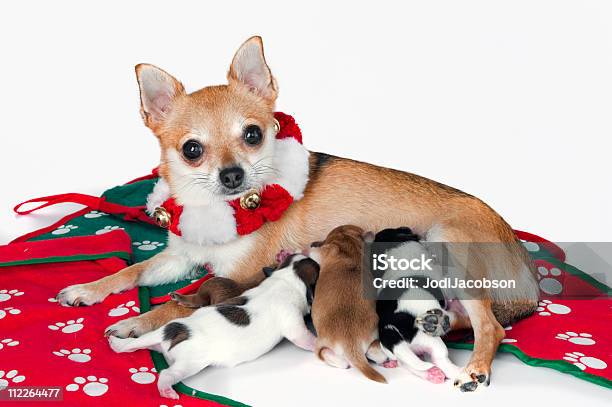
[375,227,461,384]
[108,254,319,399]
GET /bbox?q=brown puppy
[307,225,387,383]
[170,276,245,308]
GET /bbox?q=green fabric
[26,178,233,405]
[0,252,131,268]
[24,176,611,398]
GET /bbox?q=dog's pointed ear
[228,36,277,102]
[135,64,185,131]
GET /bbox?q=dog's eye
[243,125,263,146]
[182,140,204,160]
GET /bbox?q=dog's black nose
[219,166,245,189]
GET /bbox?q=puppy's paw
[382,360,399,369]
[425,366,446,384]
[57,284,106,307]
[105,316,148,338]
[415,309,450,336]
[107,335,132,353]
[453,367,490,392]
[159,386,179,400]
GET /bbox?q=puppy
[60,36,540,391]
[307,225,388,383]
[374,227,460,384]
[108,254,318,399]
[170,276,245,308]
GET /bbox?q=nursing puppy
[170,276,245,308]
[307,225,388,383]
[108,254,318,399]
[58,36,540,391]
[374,227,460,384]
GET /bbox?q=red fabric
[0,230,131,264]
[274,111,302,144]
[13,193,154,228]
[514,229,566,262]
[447,258,610,382]
[0,232,223,406]
[160,197,184,237]
[229,184,294,236]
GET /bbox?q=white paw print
[65,376,109,397]
[48,318,85,333]
[0,370,26,390]
[536,300,571,316]
[84,210,108,219]
[501,325,517,342]
[563,352,607,371]
[53,348,92,363]
[133,241,165,251]
[108,301,140,317]
[0,289,24,302]
[51,224,78,235]
[537,265,563,295]
[0,338,20,350]
[129,367,157,384]
[523,242,539,252]
[556,332,596,345]
[95,225,124,235]
[48,297,58,303]
[0,307,21,320]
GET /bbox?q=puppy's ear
[228,36,277,102]
[294,258,320,287]
[363,231,375,243]
[135,64,185,132]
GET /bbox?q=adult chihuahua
[57,36,538,391]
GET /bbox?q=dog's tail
[345,343,387,384]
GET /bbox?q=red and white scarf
[145,112,309,246]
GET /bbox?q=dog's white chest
[168,233,256,277]
[179,203,238,246]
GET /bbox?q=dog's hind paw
[426,366,446,384]
[415,309,450,337]
[453,367,490,392]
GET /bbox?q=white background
[0,1,610,406]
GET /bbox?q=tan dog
[307,225,387,383]
[57,36,539,391]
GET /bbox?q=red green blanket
[1,172,610,406]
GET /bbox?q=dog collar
[149,112,308,240]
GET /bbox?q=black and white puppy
[374,227,460,384]
[108,254,319,399]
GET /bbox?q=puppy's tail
[345,343,387,384]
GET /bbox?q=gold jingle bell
[153,207,172,228]
[240,190,261,210]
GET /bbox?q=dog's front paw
[105,316,149,338]
[453,366,490,392]
[57,284,107,307]
[415,309,450,336]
